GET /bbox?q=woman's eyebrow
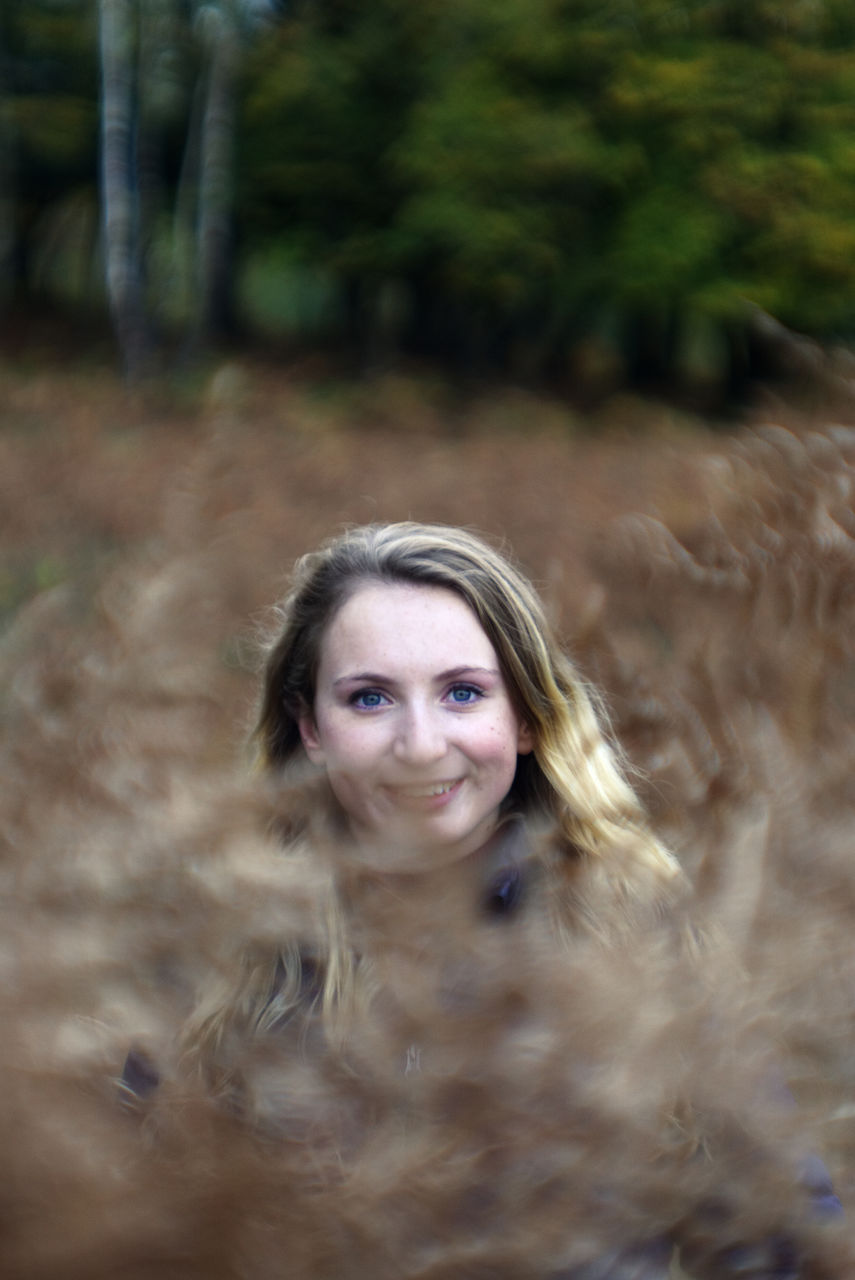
[332,665,500,689]
[436,666,501,681]
[332,671,389,688]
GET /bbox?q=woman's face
[299,581,533,869]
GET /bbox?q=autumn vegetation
[1,354,855,1275]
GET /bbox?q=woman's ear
[516,720,535,756]
[298,712,325,765]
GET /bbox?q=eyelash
[446,683,483,705]
[347,683,485,710]
[348,688,390,709]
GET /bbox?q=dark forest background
[5,0,855,394]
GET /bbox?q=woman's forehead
[318,581,499,677]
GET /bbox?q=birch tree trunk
[195,3,239,344]
[98,0,149,379]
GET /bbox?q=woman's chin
[338,825,489,877]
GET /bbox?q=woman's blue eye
[352,689,386,709]
[448,684,481,704]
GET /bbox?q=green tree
[6,0,855,391]
[237,0,855,388]
[2,0,98,309]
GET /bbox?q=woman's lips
[389,779,463,802]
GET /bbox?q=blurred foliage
[5,0,855,392]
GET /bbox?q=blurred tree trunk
[194,2,239,344]
[0,15,15,309]
[98,0,150,379]
[173,63,205,336]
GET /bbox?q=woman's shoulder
[530,816,689,945]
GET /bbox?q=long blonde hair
[185,523,680,1084]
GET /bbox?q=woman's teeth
[399,781,459,798]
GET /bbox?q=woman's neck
[340,817,528,951]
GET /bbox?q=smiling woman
[170,523,841,1280]
[255,521,678,892]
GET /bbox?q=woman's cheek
[325,718,385,773]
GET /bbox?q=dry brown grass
[2,359,855,1276]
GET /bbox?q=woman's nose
[393,705,446,764]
